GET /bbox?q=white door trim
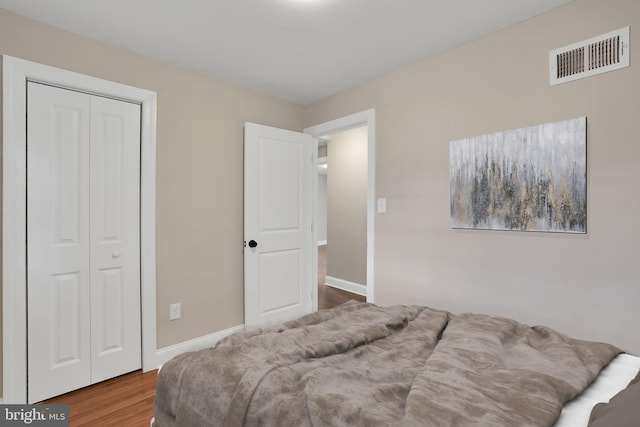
[303,109,376,304]
[2,55,158,403]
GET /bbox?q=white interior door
[27,82,141,403]
[244,123,316,330]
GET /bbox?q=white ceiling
[0,0,572,104]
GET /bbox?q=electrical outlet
[377,197,387,213]
[169,303,181,321]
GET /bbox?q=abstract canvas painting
[450,117,586,233]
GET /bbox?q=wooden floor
[43,245,363,426]
[44,369,158,427]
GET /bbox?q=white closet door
[89,96,141,383]
[27,82,142,402]
[27,83,92,403]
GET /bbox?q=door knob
[112,250,121,259]
[248,240,258,248]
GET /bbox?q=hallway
[317,245,365,309]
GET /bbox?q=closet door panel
[27,82,92,403]
[89,95,142,383]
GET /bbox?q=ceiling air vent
[550,26,629,85]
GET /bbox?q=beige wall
[326,127,368,286]
[0,7,303,392]
[303,0,640,354]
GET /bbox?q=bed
[153,301,639,426]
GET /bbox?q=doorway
[304,109,376,306]
[317,127,368,306]
[2,55,158,404]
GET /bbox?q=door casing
[2,55,158,403]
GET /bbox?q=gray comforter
[153,302,619,427]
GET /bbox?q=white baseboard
[317,240,327,246]
[156,324,244,367]
[325,276,366,296]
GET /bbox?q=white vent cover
[550,26,629,85]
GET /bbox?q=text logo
[0,405,69,426]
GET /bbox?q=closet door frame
[2,55,158,404]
